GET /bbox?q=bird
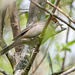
[0,19,48,55]
[0,17,61,55]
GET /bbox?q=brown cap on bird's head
[52,16,59,23]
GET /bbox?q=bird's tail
[0,38,21,55]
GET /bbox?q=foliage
[54,40,75,65]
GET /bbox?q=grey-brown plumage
[0,20,46,55]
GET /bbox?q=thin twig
[1,7,7,35]
[47,52,53,74]
[0,68,11,75]
[60,67,75,75]
[61,3,72,70]
[30,0,75,30]
[61,27,69,70]
[46,0,75,24]
[52,0,60,13]
[8,1,22,66]
[46,0,60,74]
[53,15,75,30]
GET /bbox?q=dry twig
[46,0,75,24]
[60,67,75,75]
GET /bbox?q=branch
[18,44,40,75]
[8,1,22,56]
[1,7,7,35]
[61,3,72,70]
[60,67,75,75]
[0,6,7,48]
[52,0,60,13]
[47,52,53,74]
[53,15,75,30]
[0,68,11,75]
[30,0,75,30]
[46,0,75,24]
[8,1,21,39]
[8,1,23,71]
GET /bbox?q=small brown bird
[0,19,47,55]
[0,17,60,55]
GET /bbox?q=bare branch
[46,0,75,24]
[47,52,53,74]
[53,15,75,30]
[60,67,75,75]
[61,3,72,70]
[8,1,22,70]
[52,0,60,13]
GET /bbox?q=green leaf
[51,0,55,4]
[67,40,75,45]
[19,13,27,29]
[41,21,56,44]
[61,47,71,52]
[16,0,22,8]
[55,43,61,51]
[61,43,71,52]
[66,48,71,52]
[60,57,64,61]
[62,43,68,49]
[45,14,50,18]
[54,53,60,60]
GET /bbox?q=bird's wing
[13,20,46,41]
[13,22,38,41]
